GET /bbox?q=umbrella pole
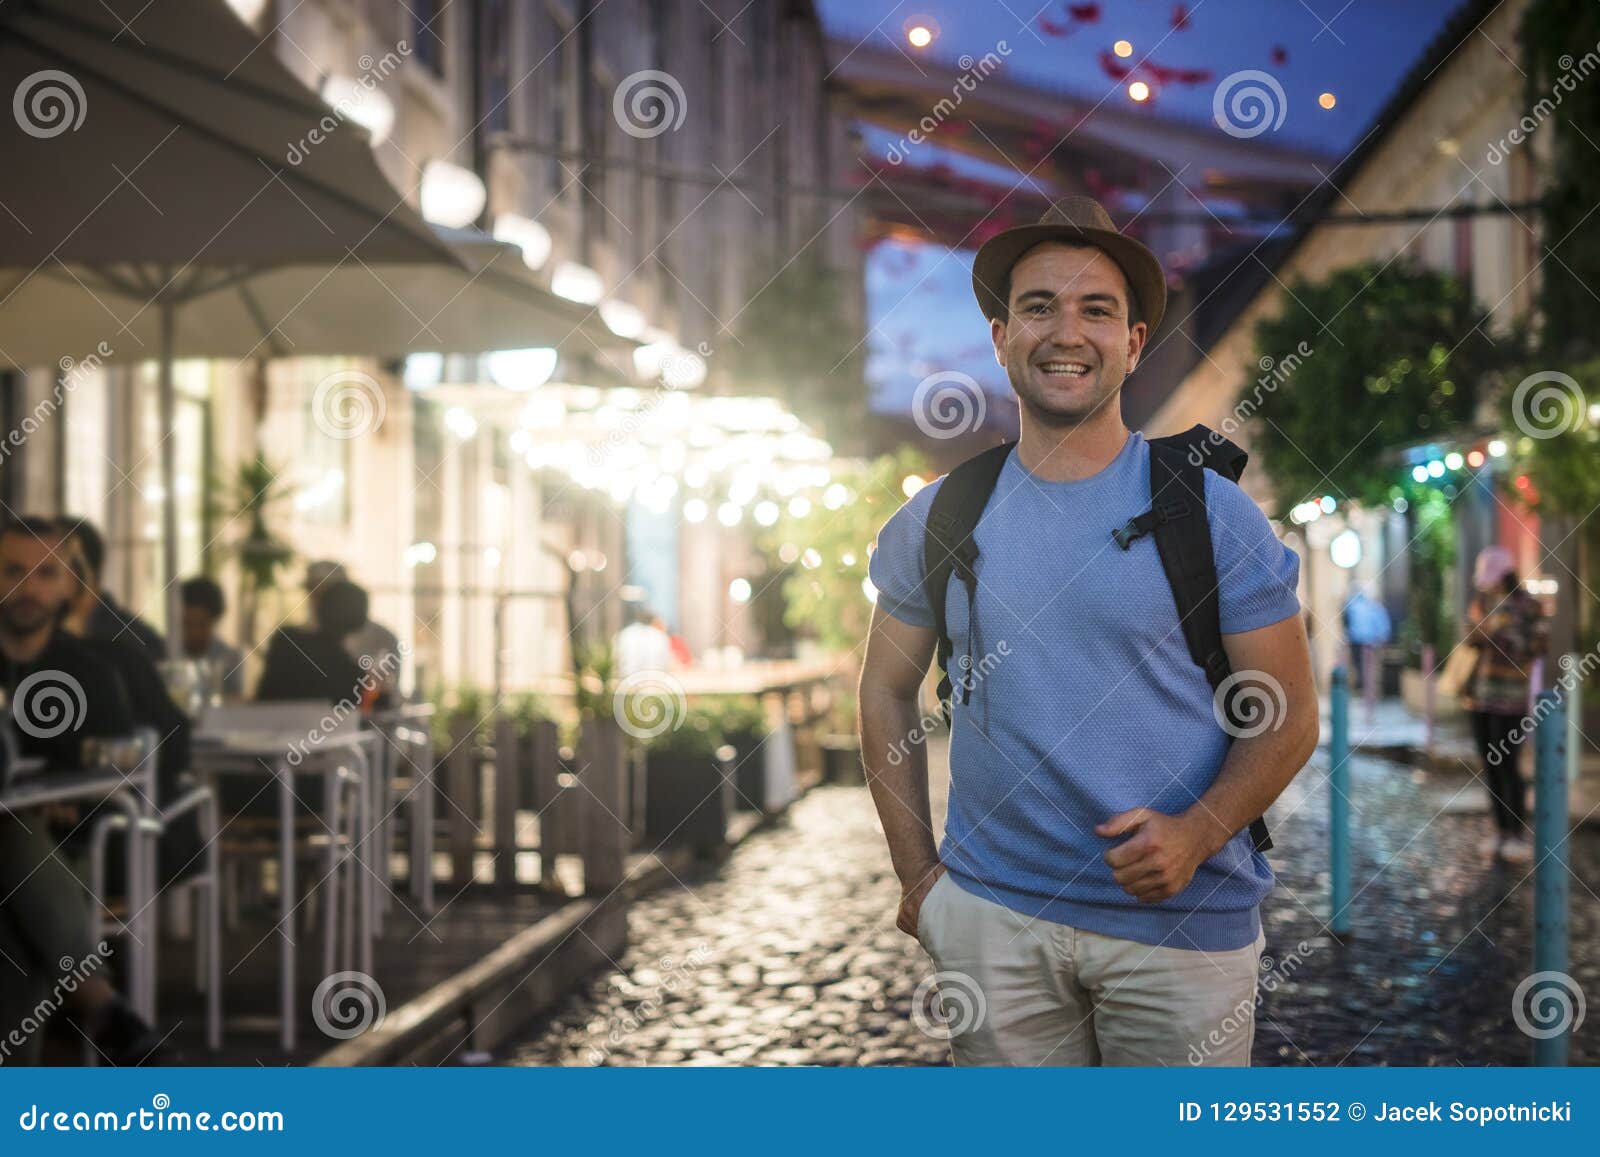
[158,292,180,659]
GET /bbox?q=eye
[1086,306,1110,318]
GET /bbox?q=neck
[0,622,55,665]
[1014,400,1129,482]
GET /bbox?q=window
[412,0,447,78]
[481,0,511,133]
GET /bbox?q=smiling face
[990,242,1148,427]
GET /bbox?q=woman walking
[1461,546,1548,864]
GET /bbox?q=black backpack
[921,423,1273,853]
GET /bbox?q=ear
[1125,319,1148,372]
[990,316,1008,368]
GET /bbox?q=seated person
[180,576,244,698]
[58,517,166,662]
[58,528,200,892]
[255,579,371,707]
[0,517,162,1065]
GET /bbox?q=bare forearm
[1182,717,1319,857]
[859,687,940,887]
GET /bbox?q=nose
[1041,307,1089,352]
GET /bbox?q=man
[0,517,164,1064]
[1341,585,1392,694]
[256,578,371,706]
[614,604,674,677]
[305,560,402,700]
[58,518,165,661]
[860,198,1318,1067]
[180,576,245,697]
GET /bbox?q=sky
[813,0,1473,417]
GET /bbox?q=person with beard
[859,199,1317,1066]
[0,517,163,1064]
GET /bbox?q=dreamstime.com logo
[1486,42,1600,165]
[885,641,1011,765]
[0,943,113,1065]
[285,643,408,767]
[1486,648,1599,767]
[1188,939,1316,1064]
[1212,70,1287,139]
[584,945,712,1065]
[311,368,387,440]
[1212,669,1288,739]
[286,42,410,164]
[1512,971,1586,1040]
[1188,341,1313,466]
[912,370,987,440]
[1510,369,1586,440]
[312,970,387,1039]
[883,43,1011,164]
[17,1095,284,1134]
[613,669,689,740]
[13,70,86,139]
[613,70,687,139]
[11,669,87,740]
[911,970,986,1040]
[0,342,114,465]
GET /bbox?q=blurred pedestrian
[1461,545,1547,864]
[615,604,672,676]
[1341,585,1391,693]
[180,576,244,698]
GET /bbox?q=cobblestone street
[510,740,1597,1066]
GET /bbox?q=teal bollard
[1532,689,1570,1066]
[1329,666,1351,935]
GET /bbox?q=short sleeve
[1205,473,1301,635]
[867,479,943,629]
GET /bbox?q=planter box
[1401,668,1463,720]
[722,727,769,813]
[821,734,864,784]
[643,749,734,855]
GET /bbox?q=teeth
[1039,362,1090,376]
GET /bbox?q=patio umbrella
[0,0,621,648]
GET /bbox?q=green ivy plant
[758,445,929,654]
[1246,261,1508,512]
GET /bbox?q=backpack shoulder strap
[1142,429,1274,853]
[923,442,1013,718]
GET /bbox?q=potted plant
[699,693,768,811]
[640,707,733,856]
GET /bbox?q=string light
[1128,80,1151,102]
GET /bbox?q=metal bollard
[1330,666,1351,935]
[1532,689,1570,1066]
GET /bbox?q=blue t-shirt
[869,431,1301,951]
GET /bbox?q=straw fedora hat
[971,195,1166,333]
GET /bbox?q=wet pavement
[508,739,1597,1066]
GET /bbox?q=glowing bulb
[1113,39,1133,58]
[1444,451,1464,471]
[1128,81,1151,102]
[1412,465,1429,483]
[1318,92,1337,110]
[1488,439,1507,457]
[907,25,932,47]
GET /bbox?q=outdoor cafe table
[0,761,159,1020]
[190,730,380,1053]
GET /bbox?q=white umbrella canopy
[0,0,624,648]
[0,226,625,364]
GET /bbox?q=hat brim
[971,223,1167,333]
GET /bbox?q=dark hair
[316,580,369,639]
[181,576,226,619]
[57,517,106,578]
[999,241,1144,328]
[0,516,69,548]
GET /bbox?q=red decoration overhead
[1098,49,1132,80]
[1271,44,1288,65]
[1171,3,1191,30]
[1067,2,1102,20]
